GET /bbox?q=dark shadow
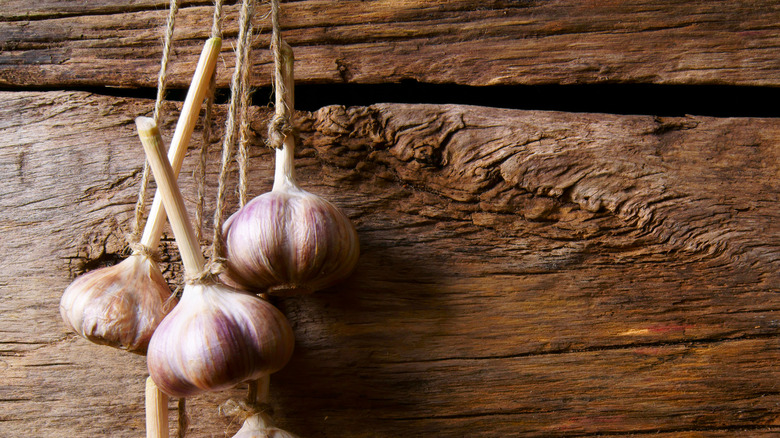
[3,82,778,118]
[268,215,461,437]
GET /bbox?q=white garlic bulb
[60,253,175,354]
[233,412,301,438]
[146,282,295,397]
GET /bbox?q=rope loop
[128,241,161,263]
[182,256,228,285]
[267,0,295,150]
[266,114,293,150]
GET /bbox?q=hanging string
[129,0,180,247]
[209,0,255,269]
[210,0,225,44]
[267,0,293,151]
[236,23,255,207]
[196,0,225,241]
[153,0,180,123]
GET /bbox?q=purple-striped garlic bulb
[223,186,360,295]
[146,282,295,397]
[223,41,359,295]
[59,252,175,354]
[222,123,359,295]
[137,115,295,398]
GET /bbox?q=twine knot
[129,241,161,263]
[267,114,293,150]
[183,258,226,285]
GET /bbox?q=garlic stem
[273,135,297,191]
[272,42,297,193]
[248,374,270,406]
[145,377,169,438]
[136,117,206,274]
[140,37,222,250]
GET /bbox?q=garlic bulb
[137,116,295,398]
[233,412,301,438]
[222,42,359,295]
[60,253,175,354]
[223,183,360,295]
[146,282,295,397]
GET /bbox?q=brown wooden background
[1,1,778,437]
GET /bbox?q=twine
[153,0,180,124]
[129,0,179,246]
[183,259,225,285]
[236,25,255,207]
[196,0,225,241]
[128,241,161,263]
[195,78,215,241]
[209,0,255,265]
[211,0,225,40]
[267,0,293,150]
[230,2,296,429]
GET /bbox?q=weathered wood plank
[274,338,780,436]
[1,0,779,88]
[0,91,777,437]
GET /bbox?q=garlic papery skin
[233,413,301,438]
[223,183,360,295]
[146,282,295,398]
[59,253,175,354]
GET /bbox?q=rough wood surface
[1,0,779,88]
[0,91,777,437]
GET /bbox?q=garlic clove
[147,283,295,397]
[223,186,360,295]
[232,413,301,438]
[59,254,176,354]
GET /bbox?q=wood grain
[1,0,779,88]
[0,91,777,437]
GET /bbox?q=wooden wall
[1,1,778,437]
